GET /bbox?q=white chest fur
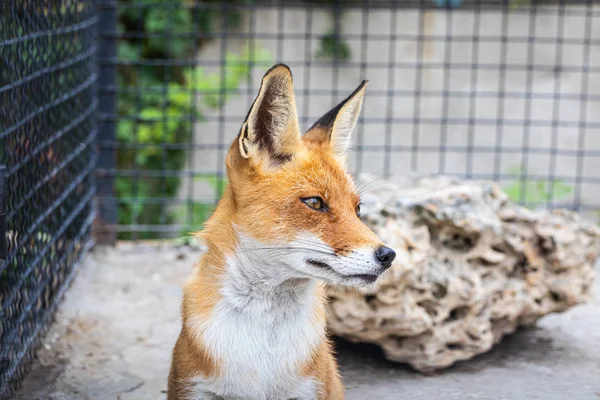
[186,246,326,400]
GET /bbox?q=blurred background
[95,0,600,242]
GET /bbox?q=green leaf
[117,119,134,142]
[549,180,573,201]
[173,201,218,237]
[169,88,192,109]
[317,31,352,61]
[503,167,573,206]
[137,124,153,143]
[509,0,531,10]
[118,42,140,60]
[503,182,522,203]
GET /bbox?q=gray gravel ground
[14,244,600,400]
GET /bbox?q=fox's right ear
[238,64,300,168]
[303,80,368,165]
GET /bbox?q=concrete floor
[14,245,600,400]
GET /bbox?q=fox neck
[222,234,322,318]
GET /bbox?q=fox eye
[356,203,362,217]
[302,197,327,212]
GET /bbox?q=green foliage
[316,30,352,62]
[118,0,246,59]
[116,47,270,239]
[316,1,354,62]
[116,0,270,239]
[174,174,229,243]
[509,0,532,10]
[503,167,573,206]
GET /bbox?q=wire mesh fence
[0,0,97,396]
[95,0,600,242]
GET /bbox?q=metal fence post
[95,0,117,245]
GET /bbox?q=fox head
[221,64,396,287]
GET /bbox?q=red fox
[168,64,396,400]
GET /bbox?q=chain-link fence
[94,0,600,242]
[0,1,97,396]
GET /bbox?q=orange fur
[169,189,238,396]
[302,337,345,400]
[168,64,391,400]
[300,285,345,400]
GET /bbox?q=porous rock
[325,177,600,372]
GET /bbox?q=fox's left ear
[238,64,300,168]
[304,80,368,162]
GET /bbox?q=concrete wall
[178,5,600,219]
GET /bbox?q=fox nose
[375,246,396,269]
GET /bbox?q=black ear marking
[270,152,293,165]
[307,80,368,133]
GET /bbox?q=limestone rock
[325,177,600,372]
